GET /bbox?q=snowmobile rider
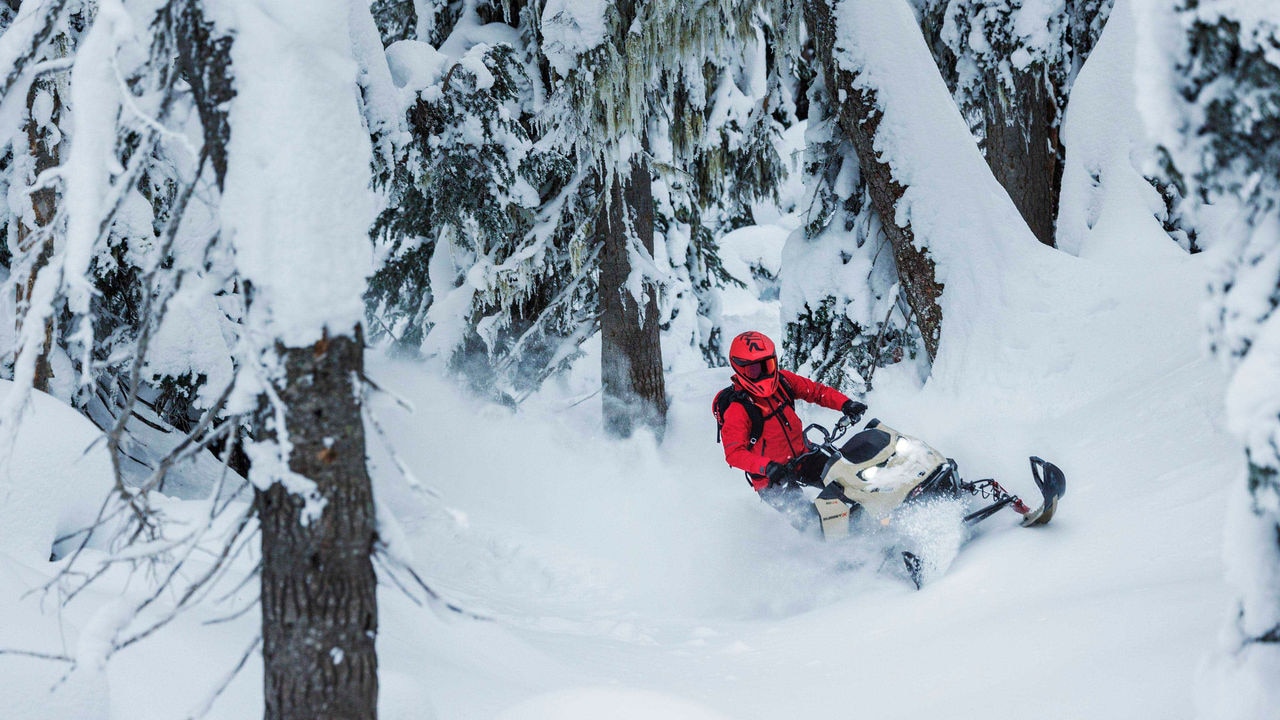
[717,330,866,534]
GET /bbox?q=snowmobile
[784,415,1065,588]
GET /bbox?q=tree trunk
[805,0,944,360]
[256,330,378,720]
[173,0,234,191]
[15,77,61,392]
[915,1,1117,249]
[599,156,667,438]
[977,64,1061,247]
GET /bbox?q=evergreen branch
[492,244,601,379]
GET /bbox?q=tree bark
[599,156,667,438]
[976,63,1061,247]
[172,0,234,190]
[915,2,1117,249]
[15,76,61,392]
[256,330,378,720]
[805,0,944,360]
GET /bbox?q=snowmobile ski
[1018,456,1065,527]
[902,551,923,590]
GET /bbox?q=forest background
[0,0,1277,718]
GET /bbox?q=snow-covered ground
[354,215,1233,720]
[0,4,1243,718]
[0,199,1238,719]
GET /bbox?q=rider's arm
[780,368,851,412]
[721,402,771,483]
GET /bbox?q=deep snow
[0,2,1244,718]
[0,198,1237,719]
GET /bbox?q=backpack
[712,375,795,448]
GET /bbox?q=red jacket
[721,369,851,491]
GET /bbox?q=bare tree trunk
[15,77,61,392]
[805,0,944,360]
[172,0,234,190]
[977,64,1061,247]
[599,156,667,438]
[256,330,378,720]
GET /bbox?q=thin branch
[201,592,259,627]
[373,543,488,621]
[186,635,260,720]
[119,504,257,650]
[358,371,414,413]
[361,394,438,500]
[0,648,74,663]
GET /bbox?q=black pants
[757,454,843,536]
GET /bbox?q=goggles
[732,355,777,381]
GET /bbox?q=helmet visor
[733,355,777,381]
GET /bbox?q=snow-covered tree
[782,68,919,394]
[1134,1,1280,715]
[364,0,800,412]
[0,0,237,447]
[362,0,617,407]
[654,9,793,369]
[3,3,75,395]
[542,0,799,435]
[805,0,946,361]
[364,28,585,401]
[218,1,382,715]
[920,0,1114,246]
[1,3,384,717]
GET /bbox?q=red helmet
[729,331,779,397]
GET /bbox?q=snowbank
[0,381,114,562]
[1058,0,1180,260]
[498,687,732,720]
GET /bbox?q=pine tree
[542,0,793,433]
[364,0,798,409]
[1136,2,1280,714]
[782,67,918,393]
[1,5,383,718]
[805,0,946,361]
[217,3,382,714]
[363,5,587,402]
[5,7,73,394]
[654,8,793,368]
[904,1,1117,247]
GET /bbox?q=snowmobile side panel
[814,497,850,540]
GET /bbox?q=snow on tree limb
[0,0,70,111]
[807,0,1045,367]
[219,0,374,351]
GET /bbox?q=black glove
[842,400,867,423]
[764,461,794,487]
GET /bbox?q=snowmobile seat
[839,427,892,464]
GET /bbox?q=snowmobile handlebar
[803,414,854,449]
[781,415,857,476]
